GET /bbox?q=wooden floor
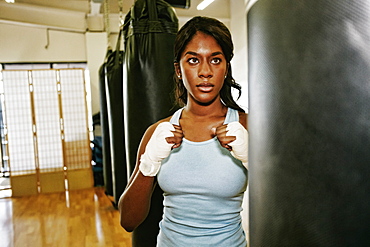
[0,187,132,247]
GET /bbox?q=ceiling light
[197,0,215,10]
[5,0,15,3]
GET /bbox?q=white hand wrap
[226,121,248,169]
[139,122,175,176]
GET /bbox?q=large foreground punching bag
[248,1,370,246]
[104,31,127,205]
[123,0,178,246]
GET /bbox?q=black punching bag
[122,0,178,246]
[105,31,127,205]
[248,1,370,246]
[98,50,113,197]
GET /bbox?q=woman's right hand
[166,124,184,149]
[139,122,183,176]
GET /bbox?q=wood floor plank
[0,187,131,247]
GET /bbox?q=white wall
[0,22,86,63]
[85,32,108,116]
[230,0,249,112]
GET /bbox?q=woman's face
[176,31,228,106]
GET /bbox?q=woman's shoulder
[139,115,174,152]
[145,116,173,136]
[157,116,173,125]
[151,107,182,129]
[238,111,248,130]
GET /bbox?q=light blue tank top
[157,107,248,247]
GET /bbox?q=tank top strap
[170,107,239,125]
[169,108,183,125]
[224,107,239,124]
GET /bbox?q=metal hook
[45,28,50,49]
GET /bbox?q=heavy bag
[98,52,113,197]
[123,0,178,246]
[248,0,370,246]
[105,30,127,205]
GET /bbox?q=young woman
[118,16,248,246]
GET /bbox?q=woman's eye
[188,58,199,64]
[211,57,222,64]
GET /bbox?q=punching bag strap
[114,28,124,65]
[147,0,158,21]
[124,0,177,37]
[147,0,162,33]
[103,0,111,50]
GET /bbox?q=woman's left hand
[213,124,236,151]
[214,122,248,168]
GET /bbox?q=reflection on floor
[0,176,11,198]
[0,177,10,188]
[0,187,132,247]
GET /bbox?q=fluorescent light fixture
[197,0,215,10]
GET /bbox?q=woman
[118,16,248,246]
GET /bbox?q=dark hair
[173,16,245,113]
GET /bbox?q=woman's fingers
[163,123,241,151]
[165,124,184,149]
[215,124,236,150]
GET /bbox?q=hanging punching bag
[105,30,128,205]
[123,0,178,246]
[98,50,113,197]
[248,0,370,246]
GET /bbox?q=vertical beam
[28,70,41,193]
[56,70,68,190]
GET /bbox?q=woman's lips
[196,83,214,92]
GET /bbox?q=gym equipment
[101,30,127,205]
[248,1,370,246]
[123,0,178,246]
[98,56,113,197]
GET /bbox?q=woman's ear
[174,63,182,79]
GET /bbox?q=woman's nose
[198,62,212,78]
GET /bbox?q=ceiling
[10,0,230,19]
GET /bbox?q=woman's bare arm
[239,111,248,130]
[118,123,158,232]
[118,118,183,232]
